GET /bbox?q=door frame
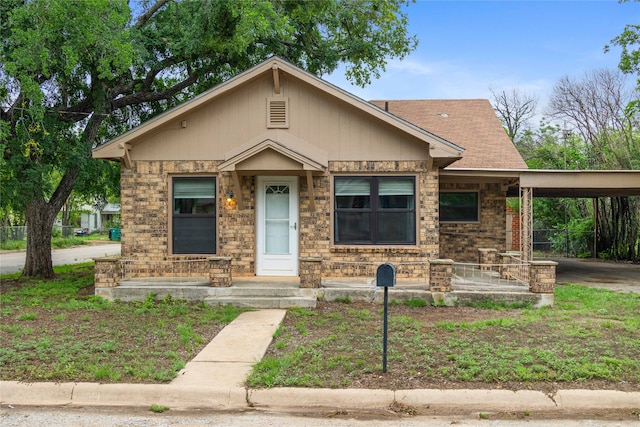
[256,176,299,276]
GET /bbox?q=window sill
[330,245,421,254]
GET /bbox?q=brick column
[477,248,497,271]
[299,257,323,288]
[529,261,557,293]
[498,253,516,280]
[429,259,453,292]
[94,257,121,288]
[208,256,232,287]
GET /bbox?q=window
[439,192,478,222]
[334,176,415,245]
[172,177,216,254]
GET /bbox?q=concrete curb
[2,381,639,413]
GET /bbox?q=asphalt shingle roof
[370,99,527,169]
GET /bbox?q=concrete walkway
[1,309,639,414]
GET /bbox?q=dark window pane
[377,212,415,244]
[173,216,216,254]
[174,197,216,214]
[335,212,371,243]
[336,195,370,209]
[439,192,478,222]
[379,194,414,209]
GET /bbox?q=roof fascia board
[441,168,526,179]
[520,170,640,190]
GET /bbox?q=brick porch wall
[439,182,507,262]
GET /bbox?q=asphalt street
[0,243,121,275]
[1,405,637,427]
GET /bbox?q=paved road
[1,406,637,427]
[0,243,120,275]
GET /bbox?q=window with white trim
[334,176,416,245]
[172,177,216,254]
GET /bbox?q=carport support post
[520,187,533,262]
[593,198,598,259]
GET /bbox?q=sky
[325,0,637,119]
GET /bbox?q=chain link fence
[508,228,595,258]
[0,225,93,243]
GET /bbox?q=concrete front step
[210,287,313,298]
[98,282,319,308]
[205,296,317,309]
[102,286,211,302]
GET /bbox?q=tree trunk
[22,170,79,278]
[23,199,57,278]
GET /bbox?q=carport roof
[440,168,640,198]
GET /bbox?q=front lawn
[0,264,245,383]
[248,286,640,392]
[1,264,638,392]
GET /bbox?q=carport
[441,169,640,261]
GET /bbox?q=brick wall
[121,159,439,279]
[439,182,507,262]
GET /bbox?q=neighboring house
[92,57,638,289]
[100,203,121,230]
[79,203,121,233]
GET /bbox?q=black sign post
[376,263,396,373]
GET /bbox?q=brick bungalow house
[92,57,530,291]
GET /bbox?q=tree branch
[111,71,199,109]
[134,0,172,29]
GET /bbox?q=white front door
[256,176,299,276]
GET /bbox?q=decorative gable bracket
[118,142,132,169]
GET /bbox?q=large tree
[0,0,418,278]
[547,69,640,261]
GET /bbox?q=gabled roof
[369,99,527,169]
[93,57,464,163]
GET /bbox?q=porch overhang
[219,130,328,210]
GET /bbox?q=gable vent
[267,97,289,128]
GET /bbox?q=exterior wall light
[226,190,234,203]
